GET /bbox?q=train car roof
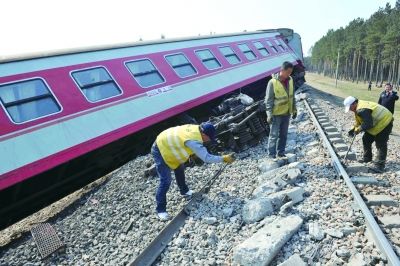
[0,28,295,64]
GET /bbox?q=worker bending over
[344,96,393,172]
[151,123,235,220]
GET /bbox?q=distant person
[378,83,398,114]
[344,96,393,172]
[368,81,372,91]
[265,61,297,158]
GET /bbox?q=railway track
[128,95,400,266]
[129,164,229,266]
[304,97,400,266]
[2,90,399,265]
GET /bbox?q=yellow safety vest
[355,100,393,136]
[156,125,203,169]
[272,77,294,115]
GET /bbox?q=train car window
[238,43,257,60]
[218,46,241,65]
[277,39,288,51]
[125,59,165,88]
[71,67,122,102]
[266,40,279,53]
[165,53,197,78]
[253,41,270,57]
[195,49,221,70]
[0,78,61,123]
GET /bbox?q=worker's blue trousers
[267,114,290,157]
[151,143,189,213]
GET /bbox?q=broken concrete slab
[378,215,400,228]
[365,195,398,207]
[277,254,307,266]
[338,151,357,160]
[232,215,303,266]
[348,253,367,266]
[258,159,280,173]
[326,228,344,238]
[271,168,302,189]
[333,143,349,152]
[330,137,345,144]
[346,163,368,174]
[341,226,357,236]
[309,222,325,241]
[253,168,302,197]
[242,197,274,224]
[288,161,305,170]
[252,183,277,198]
[286,168,302,181]
[286,153,297,163]
[267,187,305,209]
[257,164,303,184]
[326,132,342,138]
[351,176,379,185]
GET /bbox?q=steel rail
[129,164,228,266]
[304,99,400,266]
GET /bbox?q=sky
[0,0,397,59]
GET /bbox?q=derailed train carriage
[0,28,305,229]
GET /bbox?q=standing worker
[368,81,372,91]
[344,96,393,172]
[378,83,398,114]
[265,61,297,158]
[151,123,235,220]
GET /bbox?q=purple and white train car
[0,28,304,228]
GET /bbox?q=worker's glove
[354,127,362,135]
[222,153,236,164]
[348,128,355,137]
[267,116,272,124]
[291,111,297,120]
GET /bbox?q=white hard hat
[343,96,357,112]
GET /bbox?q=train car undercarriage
[0,69,305,230]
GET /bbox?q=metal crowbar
[343,134,356,164]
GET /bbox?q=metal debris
[31,223,64,259]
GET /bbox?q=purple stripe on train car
[0,49,291,141]
[0,36,289,135]
[0,63,295,190]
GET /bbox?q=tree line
[307,1,400,88]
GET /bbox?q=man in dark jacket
[378,83,398,114]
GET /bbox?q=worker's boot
[372,147,387,173]
[372,161,385,173]
[361,145,373,163]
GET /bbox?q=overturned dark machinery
[208,95,269,153]
[144,94,269,177]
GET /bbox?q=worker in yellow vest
[151,123,235,220]
[344,96,393,172]
[265,61,297,158]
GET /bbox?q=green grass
[306,72,400,133]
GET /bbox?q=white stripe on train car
[0,53,297,175]
[0,32,277,78]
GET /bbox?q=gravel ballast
[1,85,398,265]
